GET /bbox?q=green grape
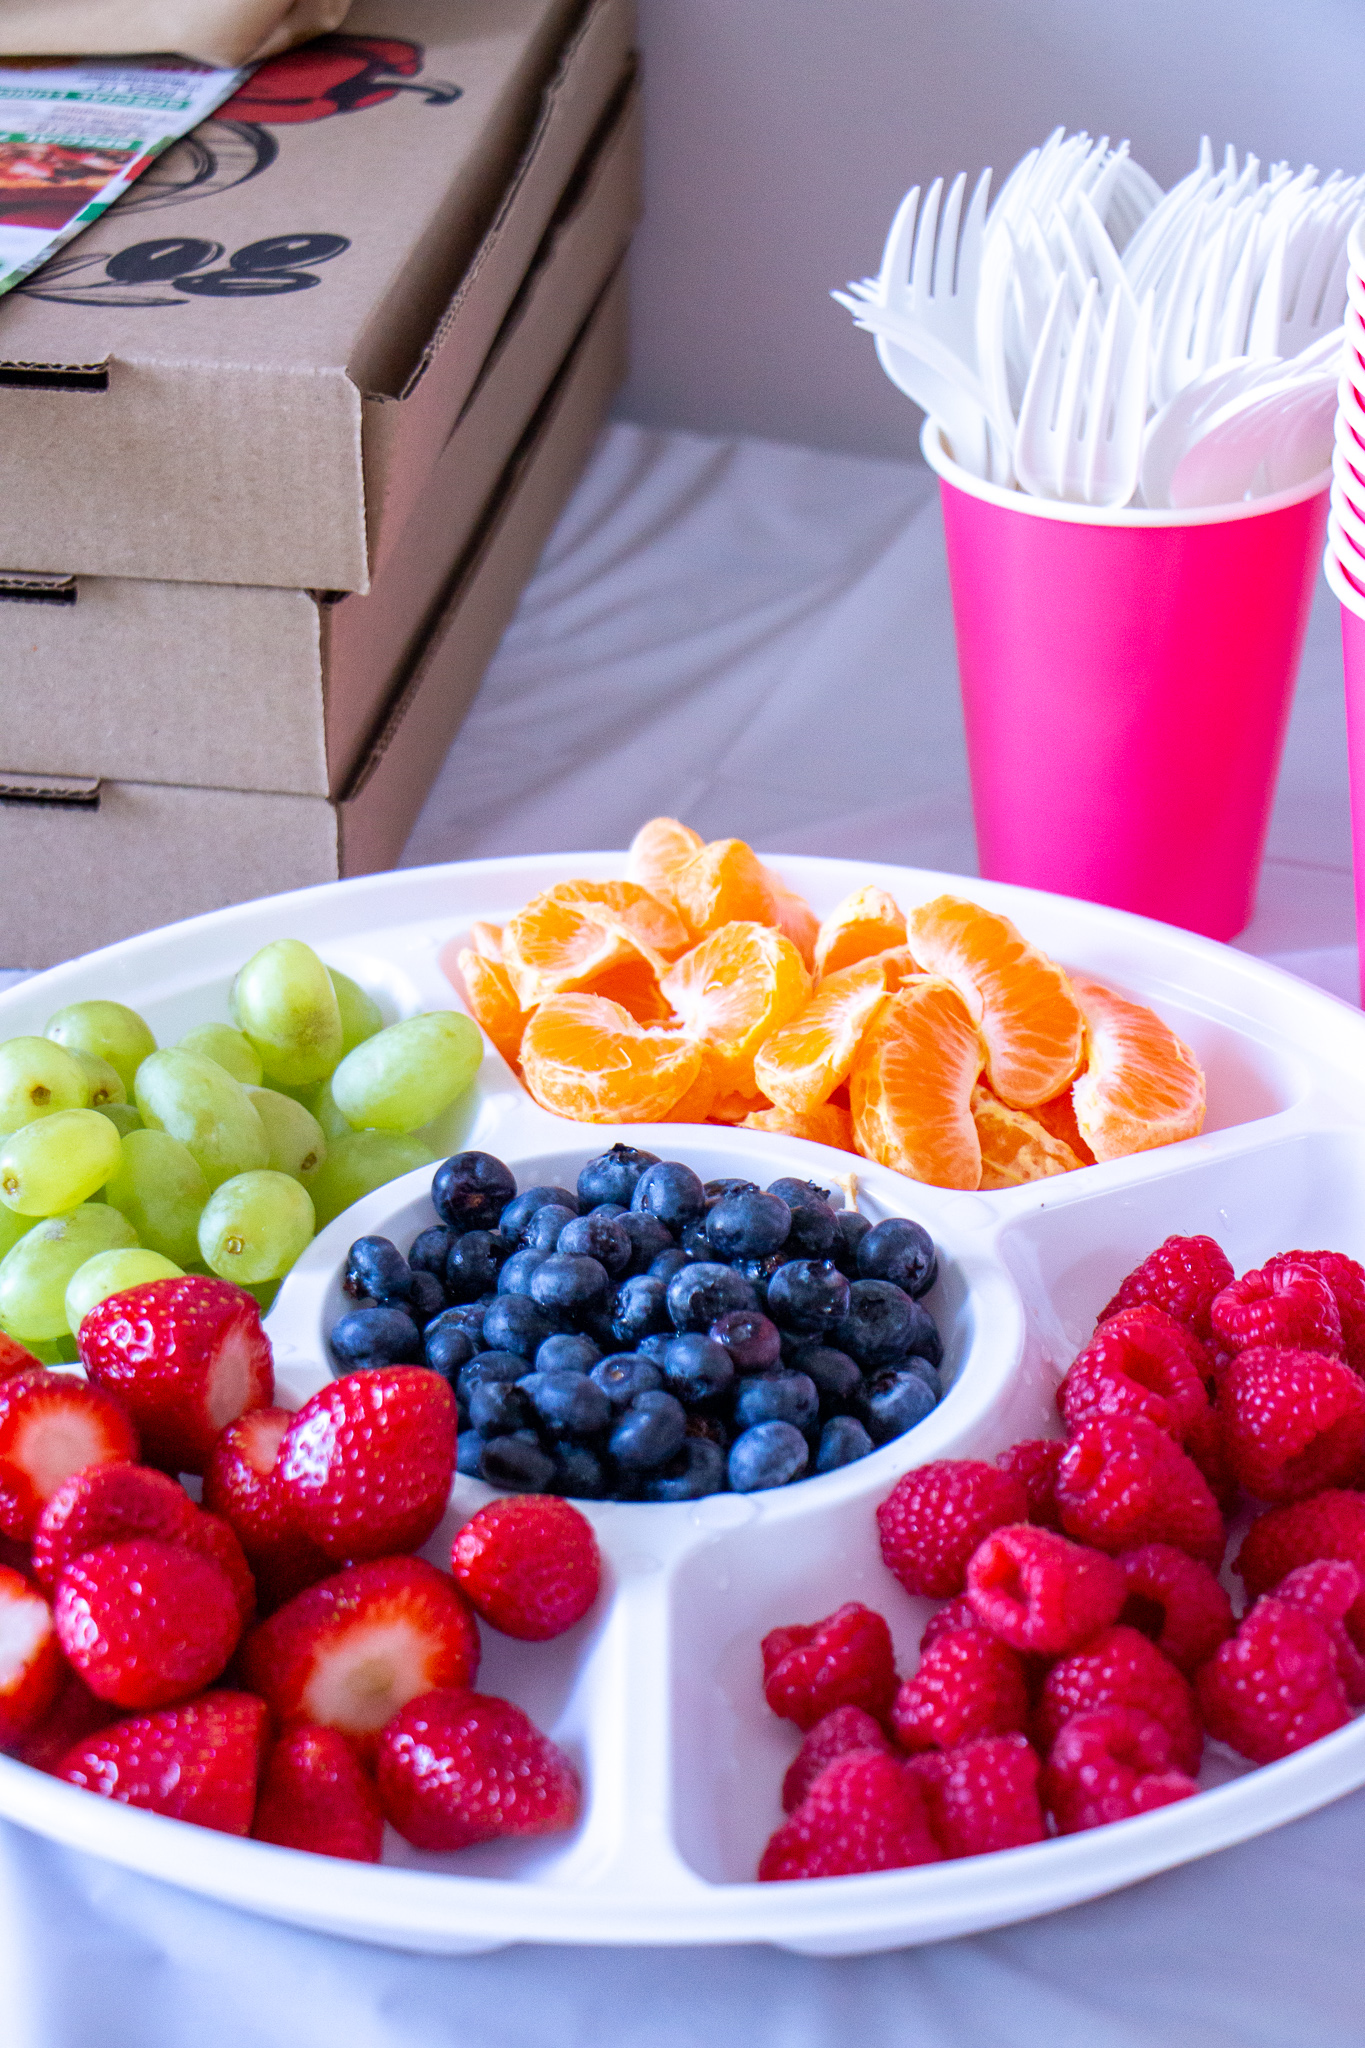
[231,939,343,1087]
[247,1087,327,1182]
[329,968,384,1055]
[0,1206,36,1262]
[134,1049,268,1191]
[66,1049,126,1109]
[305,1130,435,1228]
[97,1103,143,1137]
[26,1335,79,1365]
[0,1036,90,1134]
[177,1023,263,1087]
[45,999,156,1096]
[329,1012,482,1134]
[0,1109,122,1217]
[103,1127,211,1266]
[197,1170,315,1284]
[304,1076,356,1142]
[64,1247,181,1335]
[0,1203,138,1342]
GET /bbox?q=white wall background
[615,0,1365,459]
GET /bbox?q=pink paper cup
[922,420,1329,940]
[1324,542,1365,1000]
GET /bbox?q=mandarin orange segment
[849,976,985,1189]
[1032,1087,1095,1165]
[519,994,703,1124]
[550,879,690,961]
[971,1083,1083,1190]
[501,881,688,1009]
[1068,973,1206,1161]
[753,957,889,1114]
[813,887,907,980]
[659,920,811,1095]
[660,1048,723,1124]
[456,950,528,1070]
[584,953,674,1025]
[469,921,504,961]
[670,838,784,939]
[626,816,704,912]
[742,1101,855,1151]
[769,883,819,968]
[709,1088,770,1125]
[904,894,1085,1109]
[867,944,921,990]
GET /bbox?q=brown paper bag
[0,0,352,67]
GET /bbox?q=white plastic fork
[1015,274,1152,504]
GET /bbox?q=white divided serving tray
[2,852,1365,1957]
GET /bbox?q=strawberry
[58,1690,268,1834]
[78,1277,274,1476]
[241,1555,479,1760]
[0,1369,138,1539]
[450,1496,600,1641]
[277,1368,456,1562]
[202,1407,331,1611]
[252,1724,383,1862]
[0,1332,41,1381]
[377,1687,580,1851]
[0,1563,63,1746]
[31,1461,197,1591]
[53,1536,243,1709]
[13,1665,118,1773]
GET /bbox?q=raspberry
[996,1440,1064,1530]
[781,1706,892,1813]
[876,1460,1028,1599]
[252,1725,383,1862]
[1182,1403,1239,1512]
[1236,1490,1365,1648]
[761,1602,896,1731]
[1059,1307,1210,1443]
[906,1733,1045,1857]
[889,1627,1029,1752]
[1211,1263,1344,1361]
[1197,1596,1350,1763]
[758,1749,941,1880]
[1035,1624,1203,1774]
[58,1691,269,1834]
[1264,1251,1365,1375]
[450,1496,600,1641]
[377,1687,580,1851]
[920,1595,989,1651]
[1117,1543,1233,1676]
[53,1537,242,1710]
[1219,1346,1365,1502]
[277,1366,457,1562]
[1269,1560,1365,1703]
[1057,1414,1225,1565]
[1098,1235,1233,1342]
[965,1524,1125,1654]
[1041,1707,1198,1834]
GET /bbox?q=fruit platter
[3,843,1365,1957]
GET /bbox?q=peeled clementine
[753,957,889,1113]
[813,887,907,980]
[660,920,811,1095]
[669,839,783,938]
[456,949,528,1069]
[1069,973,1206,1160]
[1032,1087,1095,1164]
[502,881,688,1008]
[904,894,1084,1109]
[743,1101,856,1151]
[971,1083,1083,1190]
[469,921,504,961]
[626,816,704,911]
[849,976,985,1188]
[519,994,703,1123]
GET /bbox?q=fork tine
[1082,284,1125,502]
[961,166,992,263]
[879,184,921,300]
[1015,270,1073,497]
[1056,277,1099,496]
[933,172,966,298]
[910,178,943,301]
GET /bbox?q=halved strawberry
[0,1332,42,1382]
[0,1370,139,1539]
[203,1407,331,1611]
[31,1461,198,1591]
[78,1277,274,1476]
[54,1536,243,1709]
[277,1369,456,1562]
[241,1555,479,1761]
[58,1690,269,1834]
[252,1724,383,1862]
[0,1563,63,1747]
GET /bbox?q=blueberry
[766,1259,851,1335]
[734,1369,819,1433]
[611,1273,672,1346]
[455,1350,526,1406]
[833,1279,940,1369]
[610,1390,688,1471]
[497,1247,549,1295]
[685,1412,732,1450]
[631,1160,707,1233]
[407,1225,455,1281]
[518,1369,613,1439]
[578,1143,661,1209]
[858,1217,938,1299]
[728,1420,809,1491]
[591,1200,628,1219]
[733,1253,783,1306]
[705,1189,791,1260]
[523,1204,578,1253]
[530,1254,610,1319]
[622,1211,675,1273]
[500,1185,580,1245]
[481,1292,556,1361]
[636,1333,672,1367]
[767,1176,834,1209]
[666,1261,758,1332]
[445,1230,508,1303]
[830,1208,873,1277]
[329,1305,422,1371]
[679,1217,713,1261]
[905,1356,943,1399]
[708,1308,782,1372]
[438,1300,489,1349]
[423,1313,476,1385]
[405,1271,447,1326]
[455,1430,486,1477]
[469,1378,534,1436]
[790,1344,862,1412]
[590,1353,664,1409]
[815,1415,874,1471]
[558,1211,632,1277]
[705,1177,760,1199]
[480,1431,555,1492]
[661,1333,735,1405]
[535,1333,602,1375]
[856,1367,938,1443]
[433,1152,517,1233]
[643,1438,728,1501]
[549,1441,608,1499]
[344,1235,411,1302]
[648,1247,692,1283]
[767,1180,838,1258]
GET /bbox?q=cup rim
[921,418,1331,525]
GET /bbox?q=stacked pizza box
[0,0,639,967]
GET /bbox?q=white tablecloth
[2,424,1363,2043]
